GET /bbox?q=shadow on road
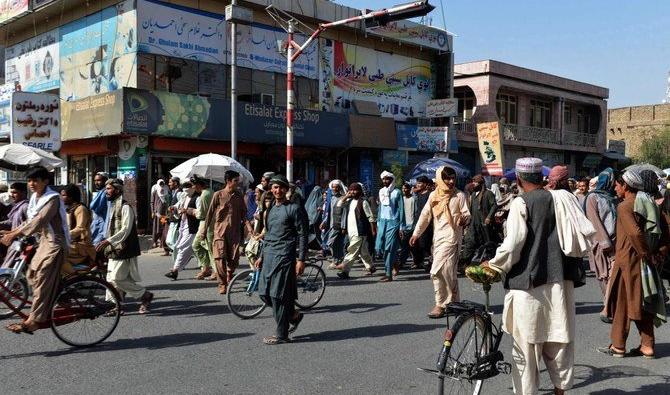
[563,363,670,392]
[0,332,253,360]
[291,323,441,343]
[147,281,218,291]
[147,299,227,317]
[306,302,401,315]
[575,302,605,315]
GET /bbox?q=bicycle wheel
[0,274,29,319]
[295,263,326,310]
[50,275,121,347]
[227,269,266,319]
[438,313,490,395]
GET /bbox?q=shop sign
[0,83,14,138]
[382,150,408,166]
[122,88,349,147]
[61,90,124,140]
[235,23,317,79]
[476,121,504,176]
[366,19,450,51]
[320,40,433,120]
[0,0,29,25]
[10,91,61,151]
[396,124,455,153]
[359,157,374,197]
[5,28,60,93]
[137,0,226,64]
[425,98,457,118]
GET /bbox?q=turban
[622,170,644,190]
[380,170,395,181]
[547,165,569,190]
[640,169,659,195]
[328,179,347,194]
[262,171,276,179]
[96,171,109,179]
[105,178,124,191]
[515,158,543,174]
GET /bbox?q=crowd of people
[1,158,669,394]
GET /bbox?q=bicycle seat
[445,300,486,315]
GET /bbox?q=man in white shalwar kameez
[165,181,198,280]
[96,179,154,314]
[483,158,585,395]
[410,165,470,318]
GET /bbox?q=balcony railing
[452,121,598,148]
[563,131,598,147]
[502,124,560,145]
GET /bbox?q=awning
[602,150,630,162]
[152,137,263,156]
[60,137,117,155]
[349,115,396,149]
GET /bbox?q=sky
[335,0,670,108]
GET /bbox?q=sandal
[5,322,34,335]
[263,335,291,345]
[379,276,392,282]
[104,307,125,317]
[138,291,154,315]
[596,345,624,357]
[629,346,655,359]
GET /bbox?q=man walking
[255,175,308,345]
[410,176,433,270]
[375,171,404,282]
[322,180,346,269]
[96,178,153,315]
[483,158,584,395]
[165,181,198,280]
[335,183,376,279]
[203,171,247,294]
[162,176,181,256]
[90,172,109,245]
[399,182,415,270]
[192,177,215,280]
[461,174,498,266]
[410,166,470,318]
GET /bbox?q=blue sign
[122,88,349,147]
[359,157,374,196]
[396,123,459,153]
[382,150,408,166]
[137,0,226,64]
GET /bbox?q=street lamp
[267,1,435,182]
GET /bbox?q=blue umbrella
[503,166,551,181]
[408,157,471,183]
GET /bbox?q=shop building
[453,60,609,176]
[0,0,453,230]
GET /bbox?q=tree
[636,126,670,169]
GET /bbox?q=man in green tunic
[255,175,308,344]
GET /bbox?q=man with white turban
[375,171,404,282]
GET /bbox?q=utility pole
[230,0,238,160]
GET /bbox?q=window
[198,63,227,99]
[530,99,552,129]
[137,54,155,90]
[455,89,476,121]
[251,70,275,104]
[237,67,252,102]
[496,94,517,124]
[563,104,572,125]
[296,77,318,109]
[154,56,198,94]
[577,109,592,133]
[275,73,287,107]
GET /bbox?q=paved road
[1,252,669,394]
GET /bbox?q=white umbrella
[0,143,64,171]
[170,153,254,186]
[624,163,666,178]
[663,168,670,177]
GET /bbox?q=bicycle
[227,257,326,319]
[0,236,122,347]
[419,278,511,395]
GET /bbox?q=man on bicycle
[255,174,308,345]
[2,167,69,334]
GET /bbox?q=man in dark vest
[483,158,580,395]
[461,174,498,266]
[96,178,154,315]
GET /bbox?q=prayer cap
[270,174,290,188]
[515,158,543,174]
[263,171,276,179]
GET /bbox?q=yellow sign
[476,121,504,176]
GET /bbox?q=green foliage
[636,127,670,169]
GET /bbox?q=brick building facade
[607,103,670,158]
